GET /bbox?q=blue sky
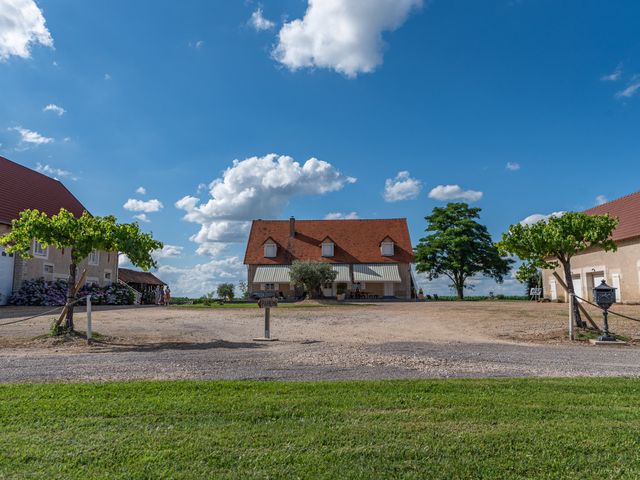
[1,0,640,296]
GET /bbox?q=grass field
[2,379,640,479]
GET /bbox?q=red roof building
[0,156,117,305]
[0,156,87,224]
[583,191,640,242]
[542,191,640,304]
[244,217,415,300]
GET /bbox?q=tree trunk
[65,262,77,331]
[455,282,464,300]
[561,260,584,328]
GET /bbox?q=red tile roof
[244,218,414,265]
[118,268,166,286]
[0,156,87,224]
[583,191,640,242]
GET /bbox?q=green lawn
[2,379,640,479]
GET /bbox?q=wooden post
[86,295,92,345]
[568,293,575,340]
[264,307,270,339]
[552,271,600,331]
[254,297,278,341]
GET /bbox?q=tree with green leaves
[497,211,618,325]
[237,281,249,300]
[289,261,338,299]
[414,203,513,300]
[216,283,235,301]
[0,209,162,332]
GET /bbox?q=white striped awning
[253,265,291,283]
[253,264,351,284]
[331,264,351,282]
[353,263,402,283]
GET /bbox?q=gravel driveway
[1,302,640,382]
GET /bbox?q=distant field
[170,302,367,309]
[2,379,640,479]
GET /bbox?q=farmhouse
[543,191,640,304]
[0,156,118,305]
[243,217,415,299]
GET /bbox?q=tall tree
[0,209,162,332]
[497,212,618,325]
[217,283,235,301]
[414,203,513,300]
[289,261,338,299]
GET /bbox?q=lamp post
[593,280,617,342]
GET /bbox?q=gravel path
[1,302,640,383]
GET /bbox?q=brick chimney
[289,216,295,237]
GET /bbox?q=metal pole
[264,307,270,339]
[86,295,92,345]
[568,293,575,340]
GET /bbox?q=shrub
[10,279,134,306]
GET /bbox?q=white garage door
[0,246,15,306]
[572,275,582,301]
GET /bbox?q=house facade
[542,191,640,304]
[243,217,415,299]
[0,156,118,305]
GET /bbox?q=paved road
[1,339,639,383]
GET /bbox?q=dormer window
[381,241,394,256]
[322,241,334,257]
[264,241,277,258]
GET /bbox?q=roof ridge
[253,217,407,222]
[0,155,65,185]
[584,190,640,212]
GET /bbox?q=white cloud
[325,212,359,220]
[0,0,53,61]
[616,76,640,99]
[135,186,146,195]
[133,213,150,223]
[158,257,246,297]
[519,211,565,226]
[176,153,356,256]
[35,162,77,181]
[383,171,422,202]
[123,198,164,213]
[189,40,204,49]
[601,63,622,82]
[249,7,275,31]
[9,126,53,146]
[595,195,608,206]
[155,244,184,259]
[104,73,111,80]
[505,162,520,171]
[428,185,483,202]
[43,103,65,116]
[273,0,423,78]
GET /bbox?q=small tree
[238,281,249,300]
[497,212,618,325]
[289,261,338,299]
[524,268,543,297]
[217,283,235,301]
[0,209,162,332]
[414,203,513,300]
